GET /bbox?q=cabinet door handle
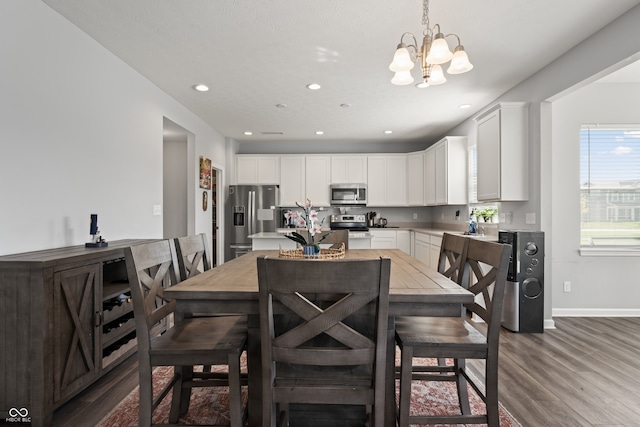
[95,311,102,327]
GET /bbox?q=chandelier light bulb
[447,45,473,74]
[391,70,415,86]
[427,64,447,85]
[389,45,415,72]
[425,33,453,65]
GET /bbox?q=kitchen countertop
[250,227,496,240]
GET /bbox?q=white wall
[0,0,227,255]
[551,83,640,315]
[444,4,640,323]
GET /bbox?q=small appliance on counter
[330,214,369,231]
[366,211,377,228]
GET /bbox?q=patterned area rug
[97,355,521,426]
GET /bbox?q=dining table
[164,249,474,427]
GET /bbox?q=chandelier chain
[422,0,430,26]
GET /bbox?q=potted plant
[283,199,332,254]
[475,207,498,223]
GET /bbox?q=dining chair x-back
[257,256,391,427]
[395,237,510,427]
[125,239,248,427]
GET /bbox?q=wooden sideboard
[0,239,156,426]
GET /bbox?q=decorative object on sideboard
[86,213,108,247]
[388,0,473,88]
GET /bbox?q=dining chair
[125,239,247,427]
[395,233,470,375]
[257,256,391,427]
[174,233,212,280]
[395,238,510,427]
[320,229,349,250]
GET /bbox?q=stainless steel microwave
[330,184,367,206]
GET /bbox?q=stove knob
[524,242,538,256]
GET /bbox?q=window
[580,125,640,249]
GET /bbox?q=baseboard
[552,308,640,317]
[544,318,556,330]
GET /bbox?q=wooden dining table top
[165,249,473,306]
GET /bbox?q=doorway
[163,118,191,239]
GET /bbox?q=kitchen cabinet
[367,155,407,206]
[413,232,431,267]
[236,155,279,184]
[330,155,368,184]
[279,155,306,206]
[412,232,443,268]
[424,148,436,205]
[305,155,331,207]
[369,229,410,254]
[0,240,156,427]
[370,230,397,249]
[434,136,467,205]
[474,102,529,201]
[407,151,425,206]
[396,230,411,254]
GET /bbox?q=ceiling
[43,0,640,146]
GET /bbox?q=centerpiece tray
[279,243,345,259]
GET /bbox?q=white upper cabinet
[424,148,436,206]
[434,136,467,205]
[330,156,368,184]
[236,155,279,184]
[474,102,529,201]
[305,156,331,207]
[407,151,425,206]
[367,155,407,206]
[279,155,306,206]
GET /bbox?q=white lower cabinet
[370,230,396,249]
[412,232,443,268]
[413,232,431,267]
[396,230,410,255]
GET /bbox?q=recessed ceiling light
[243,131,253,136]
[275,103,287,108]
[306,83,321,90]
[193,84,209,92]
[315,131,324,135]
[384,130,393,134]
[340,103,351,108]
[459,104,471,109]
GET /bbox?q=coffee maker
[366,211,377,228]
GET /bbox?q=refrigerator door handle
[248,190,254,236]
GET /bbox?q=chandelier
[389,0,473,87]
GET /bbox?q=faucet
[478,226,486,237]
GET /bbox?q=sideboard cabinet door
[53,263,101,404]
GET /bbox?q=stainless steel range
[329,214,369,231]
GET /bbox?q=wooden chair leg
[486,358,500,427]
[228,353,243,427]
[397,345,413,427]
[455,358,471,415]
[138,365,153,427]
[179,366,194,414]
[169,366,184,423]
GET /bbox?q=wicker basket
[279,243,346,259]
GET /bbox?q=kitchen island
[249,229,373,250]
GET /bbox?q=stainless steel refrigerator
[225,184,280,261]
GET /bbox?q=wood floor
[51,317,640,427]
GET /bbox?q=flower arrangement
[475,206,498,222]
[284,199,332,252]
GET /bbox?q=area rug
[98,355,521,426]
